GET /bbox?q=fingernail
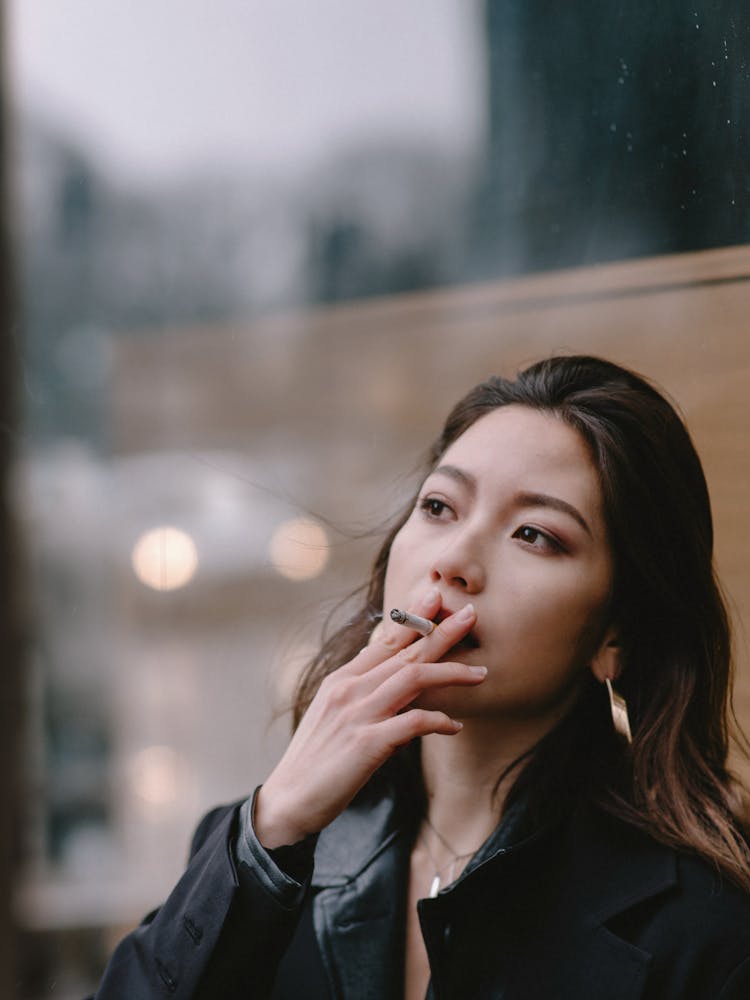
[470,666,487,678]
[451,719,463,730]
[424,586,440,604]
[455,602,475,623]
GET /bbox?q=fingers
[378,708,464,748]
[361,601,478,690]
[257,597,484,844]
[346,586,442,676]
[366,658,487,716]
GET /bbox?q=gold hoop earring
[605,678,632,744]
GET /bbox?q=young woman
[93,356,750,999]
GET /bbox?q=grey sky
[9,0,486,183]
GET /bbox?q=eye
[512,525,564,553]
[418,496,453,519]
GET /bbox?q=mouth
[435,609,480,654]
[447,633,480,655]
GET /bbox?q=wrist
[253,782,312,849]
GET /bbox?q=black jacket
[92,780,750,999]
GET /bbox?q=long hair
[293,355,750,890]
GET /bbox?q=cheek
[479,599,604,716]
[500,571,611,670]
[383,524,423,590]
[563,563,614,659]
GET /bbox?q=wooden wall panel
[113,243,750,778]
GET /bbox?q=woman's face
[382,404,615,723]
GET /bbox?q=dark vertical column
[0,5,23,998]
[472,1,750,279]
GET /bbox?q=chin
[411,687,488,718]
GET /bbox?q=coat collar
[312,784,679,913]
[309,784,679,1000]
[562,798,678,923]
[311,782,403,888]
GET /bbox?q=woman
[93,356,750,999]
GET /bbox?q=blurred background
[2,2,750,996]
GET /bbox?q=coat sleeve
[91,794,312,1000]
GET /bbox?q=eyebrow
[431,466,592,537]
[514,491,592,537]
[432,464,477,494]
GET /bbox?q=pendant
[429,875,441,898]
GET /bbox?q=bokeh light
[127,745,186,807]
[268,517,329,581]
[131,525,199,591]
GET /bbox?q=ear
[589,625,622,684]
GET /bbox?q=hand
[254,589,486,848]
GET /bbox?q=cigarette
[389,608,435,636]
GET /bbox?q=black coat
[92,781,750,999]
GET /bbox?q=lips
[435,608,480,652]
[449,632,480,653]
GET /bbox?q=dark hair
[294,355,750,890]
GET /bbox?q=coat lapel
[567,801,678,910]
[311,786,410,1000]
[501,801,678,1000]
[417,801,676,1000]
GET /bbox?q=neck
[418,714,554,850]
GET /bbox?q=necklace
[419,816,486,898]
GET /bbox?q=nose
[429,533,486,595]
